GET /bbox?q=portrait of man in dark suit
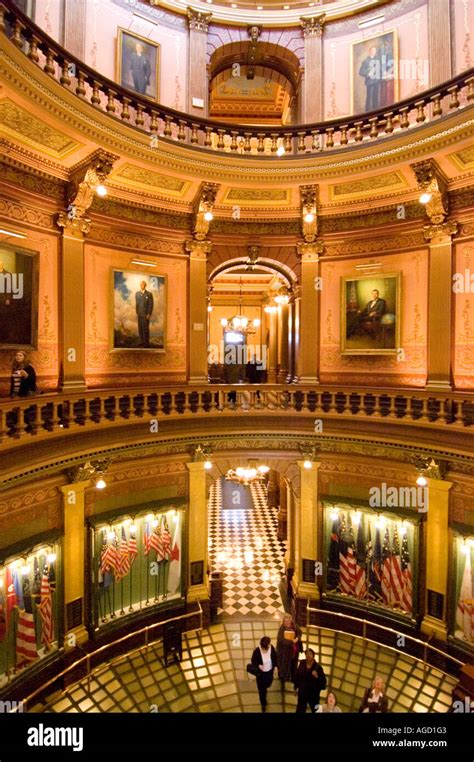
[135,280,154,348]
[348,289,386,338]
[130,42,151,96]
[359,45,381,112]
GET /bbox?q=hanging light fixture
[220,278,260,335]
[225,462,270,486]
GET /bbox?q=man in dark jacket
[294,648,327,713]
[130,42,151,95]
[135,280,154,347]
[250,636,277,712]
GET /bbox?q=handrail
[1,0,473,156]
[1,384,473,453]
[9,600,203,712]
[305,602,465,677]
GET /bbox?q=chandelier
[225,463,270,486]
[220,279,260,336]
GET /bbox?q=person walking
[359,675,389,713]
[294,648,327,713]
[316,690,342,713]
[250,636,277,712]
[276,613,302,685]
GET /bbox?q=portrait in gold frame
[110,268,166,352]
[351,30,399,115]
[341,273,401,356]
[116,28,160,101]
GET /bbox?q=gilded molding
[57,211,91,235]
[187,7,212,31]
[185,238,212,259]
[0,197,56,230]
[91,197,190,229]
[297,240,324,260]
[87,225,186,254]
[324,231,426,257]
[423,220,458,243]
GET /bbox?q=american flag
[143,522,152,556]
[16,577,37,666]
[37,567,53,648]
[5,566,17,629]
[390,526,404,608]
[369,524,383,602]
[161,518,171,561]
[338,514,357,596]
[128,530,138,560]
[381,526,392,605]
[401,532,412,614]
[149,522,164,558]
[456,547,472,641]
[115,527,132,582]
[354,518,367,599]
[100,532,120,575]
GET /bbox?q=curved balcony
[1,385,473,479]
[2,1,474,158]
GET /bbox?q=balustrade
[1,1,473,158]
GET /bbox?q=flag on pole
[456,548,473,642]
[149,522,164,559]
[115,527,132,582]
[16,576,37,666]
[161,517,171,561]
[369,523,383,602]
[390,526,403,608]
[37,567,53,648]
[128,530,138,560]
[144,522,152,556]
[13,568,23,610]
[400,532,412,614]
[100,532,120,575]
[327,513,340,591]
[381,526,392,605]
[170,542,180,562]
[354,518,367,599]
[5,565,17,629]
[338,514,356,597]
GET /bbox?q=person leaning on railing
[9,350,37,398]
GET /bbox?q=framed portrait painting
[110,269,166,351]
[341,273,401,355]
[0,245,38,350]
[351,30,398,115]
[116,28,160,101]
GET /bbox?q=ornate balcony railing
[1,385,473,452]
[1,0,474,157]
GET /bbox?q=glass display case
[90,506,184,629]
[452,534,474,647]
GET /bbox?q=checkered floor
[208,478,286,618]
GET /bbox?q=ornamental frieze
[0,197,56,230]
[324,232,426,257]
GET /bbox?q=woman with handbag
[249,636,277,712]
[276,613,302,686]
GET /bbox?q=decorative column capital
[300,184,319,243]
[187,7,212,31]
[191,181,220,241]
[185,238,212,259]
[423,219,458,243]
[300,14,326,38]
[56,212,91,236]
[57,148,118,235]
[297,240,325,260]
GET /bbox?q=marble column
[57,217,89,392]
[421,478,452,641]
[296,461,321,600]
[62,0,86,61]
[428,0,452,87]
[277,303,290,383]
[186,461,209,602]
[292,290,301,382]
[267,308,279,384]
[61,481,89,646]
[300,15,325,123]
[297,242,323,384]
[187,9,211,117]
[278,476,288,542]
[424,221,457,390]
[186,239,211,384]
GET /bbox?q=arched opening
[209,41,302,126]
[207,259,298,384]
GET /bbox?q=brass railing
[305,604,465,680]
[1,384,473,449]
[9,601,203,712]
[1,0,474,156]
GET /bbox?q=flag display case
[0,535,61,686]
[452,535,474,649]
[322,502,419,621]
[89,504,184,631]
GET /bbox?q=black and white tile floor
[208,478,287,618]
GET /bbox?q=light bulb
[419,192,432,204]
[353,511,362,525]
[207,304,213,312]
[204,460,212,470]
[20,565,30,576]
[204,210,213,222]
[220,318,228,327]
[146,514,154,522]
[304,212,314,223]
[152,518,159,528]
[173,513,179,523]
[96,477,106,490]
[129,524,137,535]
[240,316,248,328]
[276,145,285,157]
[257,465,269,474]
[47,553,57,563]
[236,467,244,477]
[330,509,339,521]
[252,318,261,327]
[416,475,427,486]
[96,184,107,197]
[107,531,115,541]
[303,460,312,469]
[399,523,407,536]
[461,541,469,555]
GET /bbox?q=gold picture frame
[350,30,399,115]
[341,272,401,355]
[116,28,160,101]
[110,268,167,352]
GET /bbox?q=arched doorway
[207,257,298,384]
